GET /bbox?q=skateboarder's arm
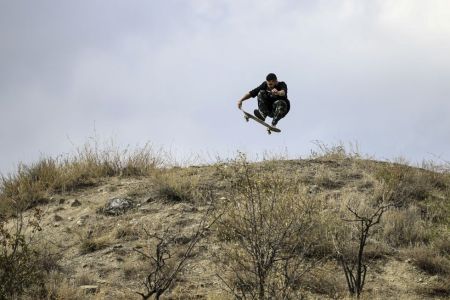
[237,93,252,108]
[275,82,287,97]
[239,93,252,101]
[238,82,266,109]
[269,88,285,96]
[273,89,286,97]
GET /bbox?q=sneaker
[254,109,266,121]
[271,119,278,127]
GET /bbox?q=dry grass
[75,271,99,286]
[154,170,201,203]
[0,140,163,215]
[215,154,326,299]
[433,233,450,256]
[1,142,450,299]
[122,259,148,281]
[76,224,114,255]
[0,208,52,299]
[21,272,82,300]
[404,246,450,275]
[314,166,346,190]
[415,277,450,298]
[309,140,362,161]
[79,237,110,255]
[301,265,346,298]
[374,162,448,206]
[115,224,140,241]
[380,206,432,247]
[361,241,394,260]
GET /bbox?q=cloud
[1,0,450,173]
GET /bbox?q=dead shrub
[133,205,218,300]
[215,153,323,299]
[332,184,397,298]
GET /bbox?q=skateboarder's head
[266,73,278,89]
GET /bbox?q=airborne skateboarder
[237,73,290,127]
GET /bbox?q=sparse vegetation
[333,189,396,299]
[123,259,149,281]
[314,166,346,190]
[134,204,218,300]
[301,265,346,298]
[75,271,99,286]
[77,225,112,255]
[380,205,432,247]
[309,140,362,161]
[115,225,140,241]
[433,233,450,256]
[374,162,448,206]
[416,277,450,298]
[154,170,201,203]
[0,206,50,299]
[405,246,450,275]
[0,141,449,299]
[215,154,323,299]
[79,237,109,255]
[0,139,163,215]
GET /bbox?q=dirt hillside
[1,153,449,299]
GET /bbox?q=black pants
[257,90,290,122]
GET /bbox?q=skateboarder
[237,73,290,127]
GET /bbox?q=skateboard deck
[240,108,281,134]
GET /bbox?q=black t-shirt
[249,81,288,101]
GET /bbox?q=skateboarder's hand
[237,100,243,109]
[271,88,278,96]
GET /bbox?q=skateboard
[240,108,281,134]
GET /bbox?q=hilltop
[1,144,449,299]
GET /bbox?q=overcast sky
[1,0,450,173]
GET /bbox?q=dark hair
[266,73,277,81]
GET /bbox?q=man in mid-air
[237,73,290,127]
